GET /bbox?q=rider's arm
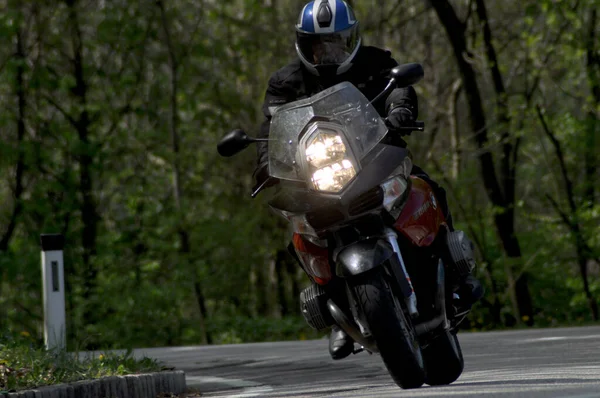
[379,52,419,138]
[256,78,287,168]
[254,69,299,184]
[369,48,419,121]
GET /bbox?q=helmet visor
[296,25,359,66]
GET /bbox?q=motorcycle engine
[446,230,476,276]
[300,283,335,330]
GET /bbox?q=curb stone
[4,370,186,398]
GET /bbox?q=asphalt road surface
[135,326,600,397]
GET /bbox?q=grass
[0,331,163,392]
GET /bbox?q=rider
[253,0,483,360]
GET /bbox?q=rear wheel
[351,268,425,389]
[423,330,464,385]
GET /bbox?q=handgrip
[394,121,425,132]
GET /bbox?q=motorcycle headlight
[303,124,357,192]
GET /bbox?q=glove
[385,107,415,136]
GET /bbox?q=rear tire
[351,269,425,389]
[423,330,464,386]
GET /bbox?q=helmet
[295,0,361,76]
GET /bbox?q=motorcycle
[217,63,474,389]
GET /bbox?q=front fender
[335,239,394,278]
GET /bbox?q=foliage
[0,331,162,392]
[0,0,598,350]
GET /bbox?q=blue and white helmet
[296,1,361,76]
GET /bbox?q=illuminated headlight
[305,130,356,192]
[306,134,346,168]
[381,175,409,213]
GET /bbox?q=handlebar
[250,120,424,198]
[395,121,424,132]
[251,176,279,198]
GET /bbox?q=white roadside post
[40,233,66,351]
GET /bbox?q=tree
[429,0,534,325]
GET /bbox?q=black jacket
[256,45,418,168]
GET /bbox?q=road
[135,326,600,397]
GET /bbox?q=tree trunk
[157,0,210,344]
[448,79,462,180]
[430,156,503,326]
[272,259,281,317]
[585,8,598,208]
[537,106,598,320]
[0,29,26,253]
[275,250,289,317]
[66,0,99,328]
[0,25,28,323]
[249,266,258,317]
[575,225,599,320]
[255,262,269,316]
[430,0,534,325]
[194,278,211,344]
[287,260,301,314]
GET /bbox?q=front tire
[423,330,464,385]
[351,268,425,389]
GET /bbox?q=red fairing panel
[292,233,332,285]
[393,176,446,247]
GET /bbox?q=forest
[0,0,599,350]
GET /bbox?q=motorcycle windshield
[268,82,387,183]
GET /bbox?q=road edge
[3,370,187,398]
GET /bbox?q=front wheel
[350,268,425,389]
[423,330,464,386]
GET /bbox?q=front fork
[384,228,419,318]
[384,227,450,335]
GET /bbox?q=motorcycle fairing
[393,176,446,247]
[268,144,410,231]
[292,233,332,285]
[268,82,388,184]
[335,238,394,278]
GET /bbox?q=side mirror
[370,63,424,106]
[390,63,424,87]
[217,129,254,157]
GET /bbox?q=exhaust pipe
[327,299,379,353]
[415,259,449,336]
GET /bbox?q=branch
[545,193,598,266]
[180,12,204,62]
[429,157,489,261]
[386,3,430,27]
[43,93,79,129]
[0,29,27,252]
[545,193,572,227]
[527,21,571,101]
[473,0,507,96]
[102,104,131,138]
[13,300,43,322]
[157,0,186,243]
[464,0,475,30]
[475,0,517,204]
[157,0,178,70]
[536,105,577,213]
[586,8,600,105]
[509,136,521,192]
[430,0,505,209]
